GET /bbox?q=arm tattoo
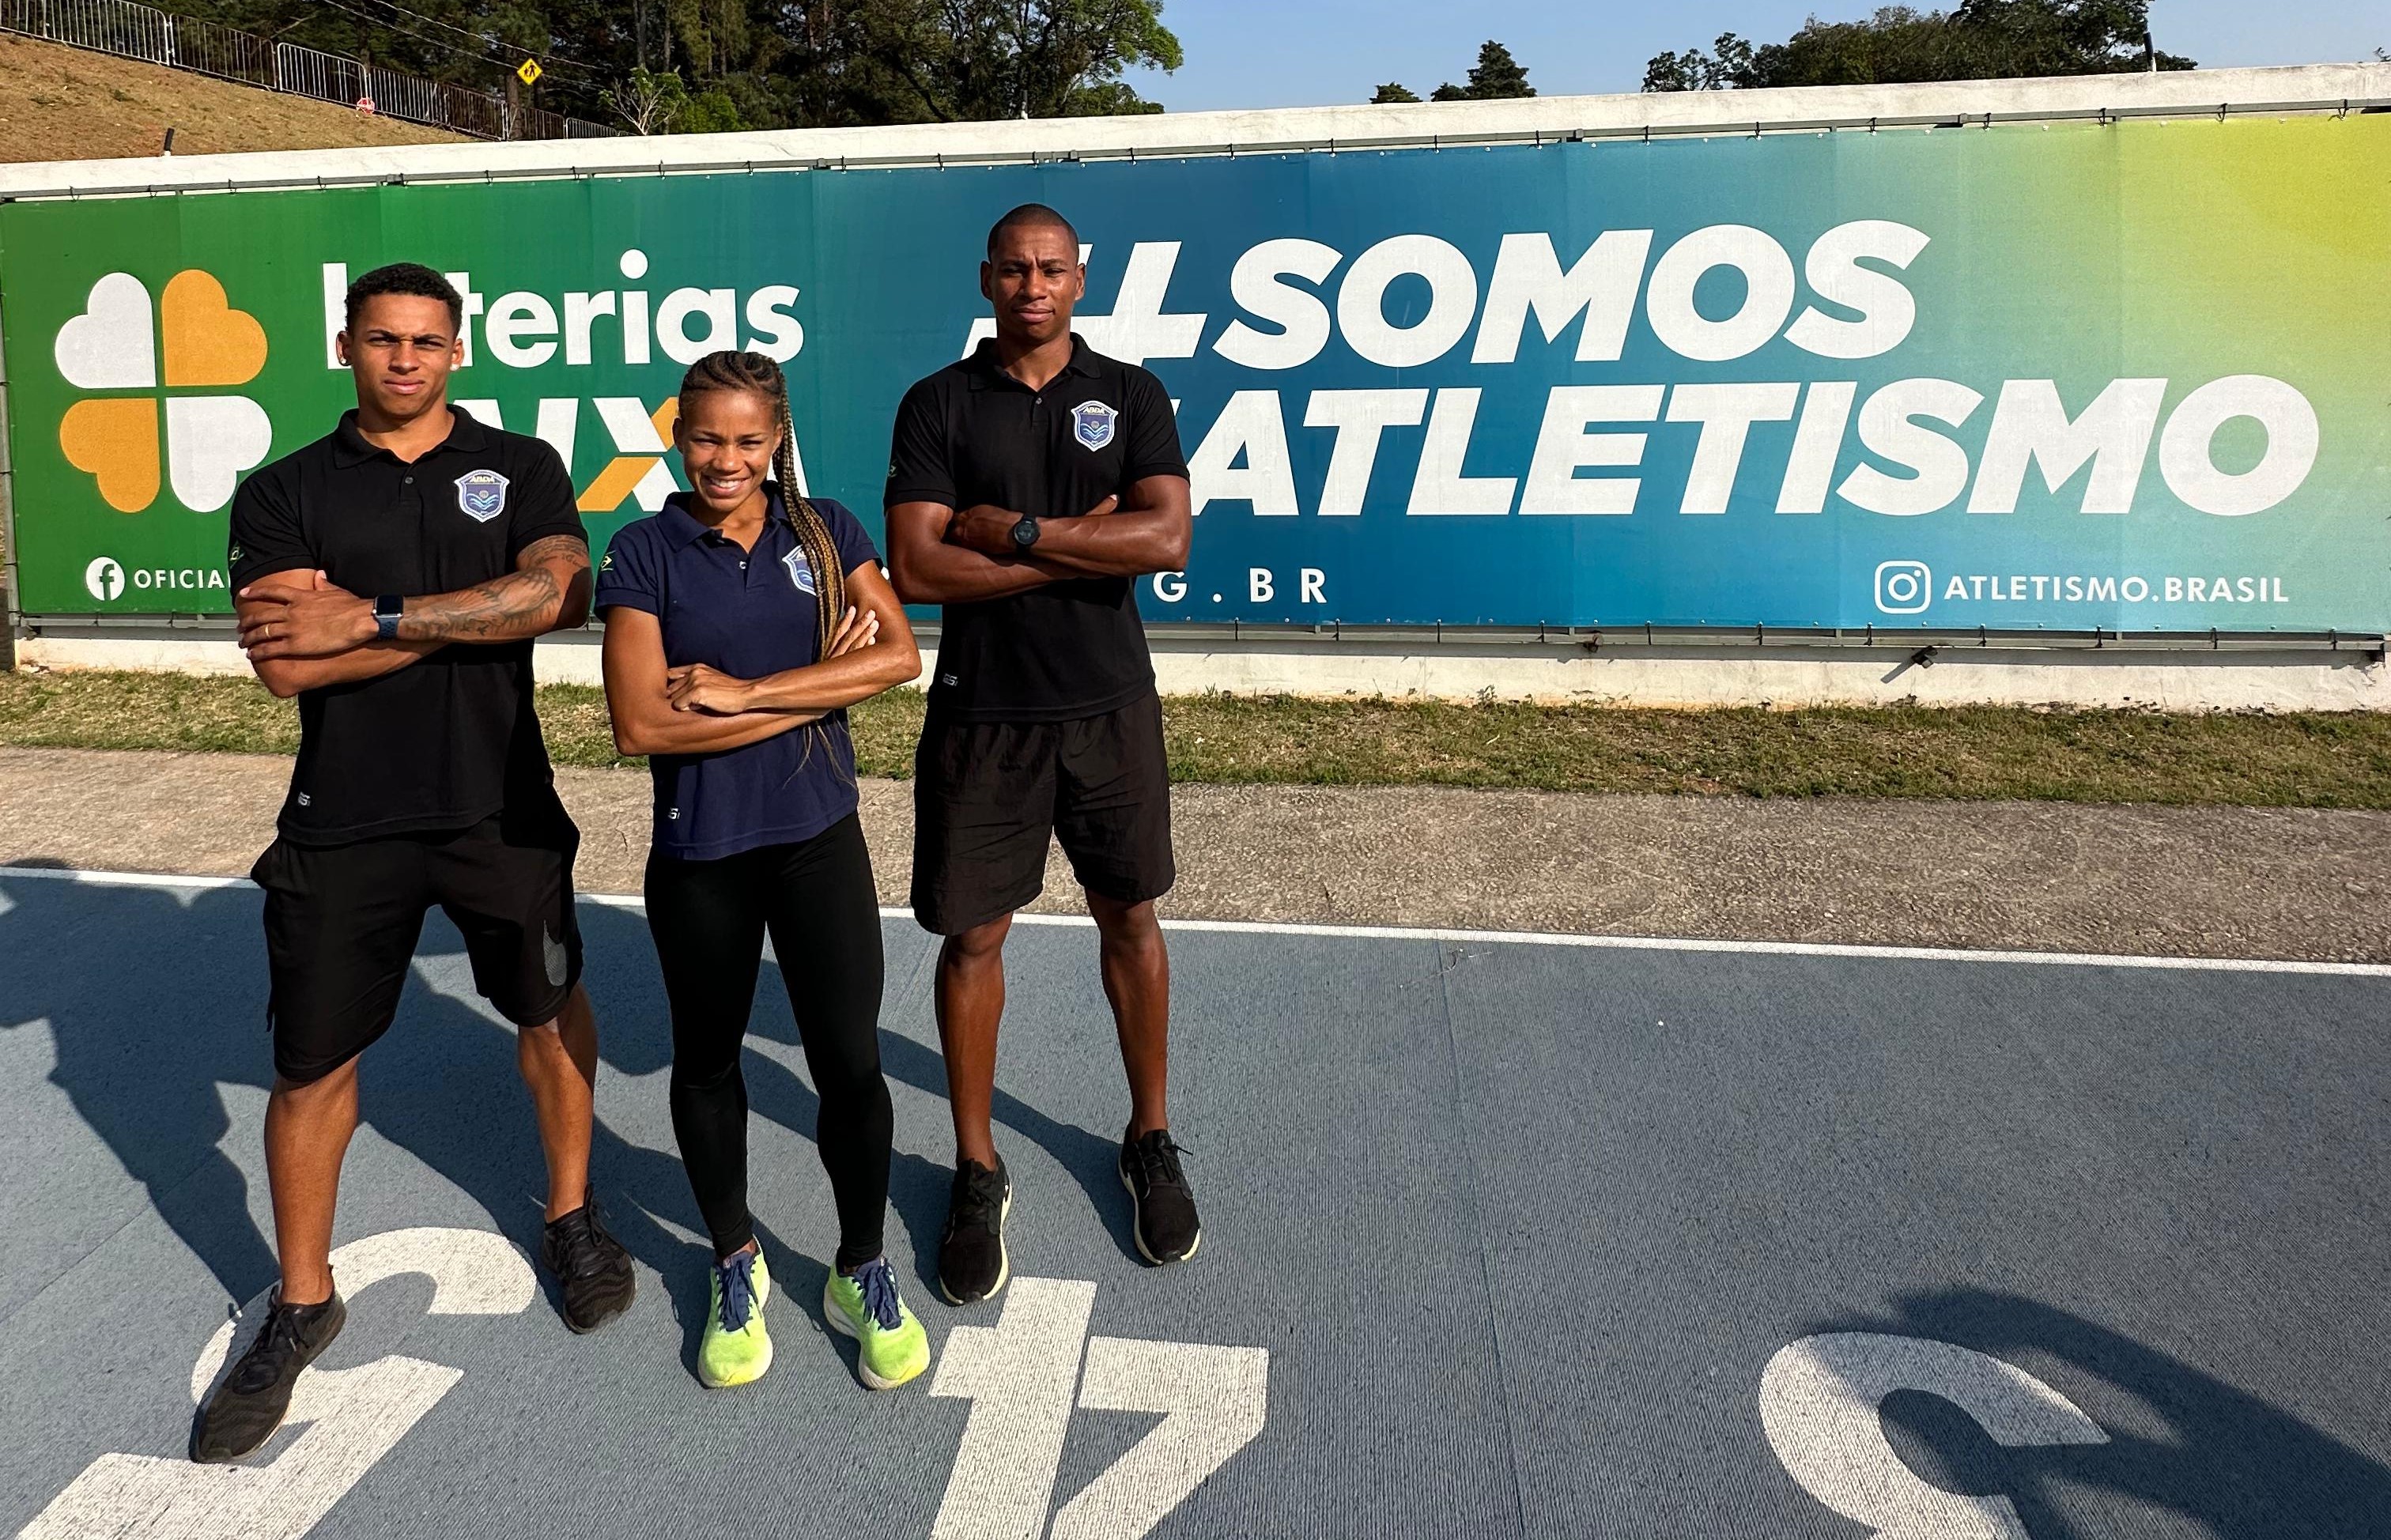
[394,534,591,643]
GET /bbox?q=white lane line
[6,863,2389,979]
[0,866,248,893]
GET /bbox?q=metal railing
[0,0,613,140]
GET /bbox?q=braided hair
[676,349,847,658]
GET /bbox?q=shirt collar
[965,332,1098,391]
[330,403,491,467]
[659,487,793,549]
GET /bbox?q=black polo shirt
[885,334,1188,723]
[227,406,586,846]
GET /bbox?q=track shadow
[738,919,1145,1285]
[0,870,1139,1348]
[0,874,285,1305]
[0,871,708,1319]
[1810,1288,2391,1539]
[875,1025,1142,1284]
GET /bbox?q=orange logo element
[578,396,681,512]
[55,270,273,513]
[160,271,270,388]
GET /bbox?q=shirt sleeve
[813,498,883,576]
[507,439,588,558]
[226,466,314,589]
[1121,367,1190,484]
[882,378,958,511]
[592,524,660,617]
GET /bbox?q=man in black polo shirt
[191,263,633,1464]
[886,204,1199,1304]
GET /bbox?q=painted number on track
[1759,1331,2109,1540]
[20,1227,533,1540]
[19,1247,1267,1540]
[931,1277,1270,1540]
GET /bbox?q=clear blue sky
[1124,1,2387,111]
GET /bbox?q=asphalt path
[2,866,2387,1539]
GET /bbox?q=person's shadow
[0,867,284,1308]
[1806,1288,2391,1538]
[0,869,1142,1386]
[824,934,1144,1290]
[0,870,713,1358]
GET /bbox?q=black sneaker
[190,1288,346,1463]
[939,1157,1012,1305]
[542,1192,636,1333]
[1120,1129,1201,1264]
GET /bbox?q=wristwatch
[373,594,405,640]
[1010,515,1041,551]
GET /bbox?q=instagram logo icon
[1875,561,1932,615]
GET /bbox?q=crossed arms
[600,559,922,758]
[884,474,1192,606]
[234,533,594,699]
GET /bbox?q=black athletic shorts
[252,808,584,1085]
[911,692,1174,936]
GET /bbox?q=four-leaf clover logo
[55,270,273,513]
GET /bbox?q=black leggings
[643,813,891,1270]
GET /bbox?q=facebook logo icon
[83,557,124,603]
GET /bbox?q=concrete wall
[19,628,2386,711]
[2,62,2384,198]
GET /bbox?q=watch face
[1013,518,1038,548]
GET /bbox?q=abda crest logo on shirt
[782,545,817,598]
[455,469,510,522]
[53,271,274,514]
[1070,400,1117,451]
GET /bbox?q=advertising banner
[2,114,2384,628]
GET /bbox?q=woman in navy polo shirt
[595,349,929,1391]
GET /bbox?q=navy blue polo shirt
[595,489,880,861]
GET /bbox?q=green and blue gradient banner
[3,115,2385,628]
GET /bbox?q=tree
[1643,2,2193,92]
[852,0,1183,122]
[606,62,689,131]
[162,0,1183,129]
[1370,81,1421,104]
[1642,34,1755,92]
[1429,39,1534,100]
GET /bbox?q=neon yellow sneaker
[822,1257,931,1391]
[697,1247,772,1388]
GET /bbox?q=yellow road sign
[516,58,542,87]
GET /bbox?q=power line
[342,0,611,74]
[302,0,608,81]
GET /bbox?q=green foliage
[1461,39,1534,98]
[677,82,746,130]
[1384,39,1533,106]
[1644,1,2195,92]
[154,0,1181,129]
[850,0,1181,122]
[604,63,687,132]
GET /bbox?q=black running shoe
[542,1192,636,1333]
[939,1157,1012,1305]
[1120,1129,1201,1264]
[190,1288,346,1463]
